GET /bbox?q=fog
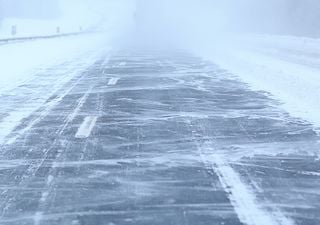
[132,0,320,49]
[1,0,320,43]
[0,0,135,32]
[0,0,60,19]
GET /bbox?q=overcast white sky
[1,0,320,37]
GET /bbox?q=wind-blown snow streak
[3,71,86,146]
[33,88,96,225]
[0,65,81,145]
[196,34,320,128]
[0,37,109,146]
[198,144,295,225]
[59,86,93,134]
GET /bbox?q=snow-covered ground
[0,0,135,39]
[0,33,109,93]
[194,34,320,129]
[0,0,135,92]
[0,33,112,144]
[0,0,134,144]
[0,18,83,39]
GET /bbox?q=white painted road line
[108,78,120,86]
[111,62,126,68]
[59,87,92,135]
[198,144,294,225]
[75,116,98,139]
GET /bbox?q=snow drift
[131,0,320,128]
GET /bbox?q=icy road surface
[0,51,319,225]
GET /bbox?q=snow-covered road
[197,34,320,128]
[0,50,319,225]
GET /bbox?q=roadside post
[11,25,17,36]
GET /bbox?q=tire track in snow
[34,66,111,225]
[58,86,93,134]
[0,74,93,220]
[32,86,95,225]
[3,76,84,146]
[0,83,94,223]
[0,56,100,147]
[1,75,97,221]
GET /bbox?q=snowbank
[0,0,135,93]
[0,33,110,94]
[194,34,320,128]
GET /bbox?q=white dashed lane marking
[75,116,98,139]
[108,78,120,86]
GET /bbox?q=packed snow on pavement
[192,34,320,129]
[0,1,320,225]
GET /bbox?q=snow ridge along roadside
[195,34,320,130]
[0,34,110,145]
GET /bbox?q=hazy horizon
[1,0,320,37]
